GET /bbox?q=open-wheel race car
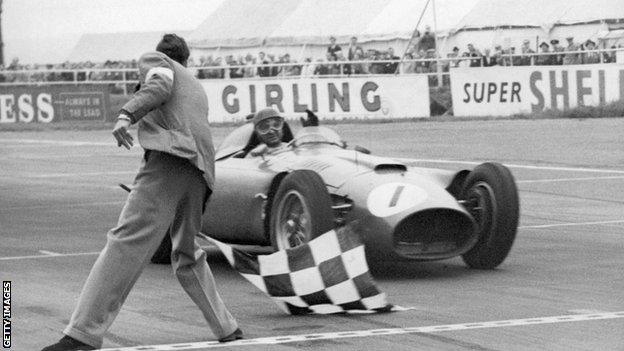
[151,121,520,270]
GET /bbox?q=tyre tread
[461,162,519,269]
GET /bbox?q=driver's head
[253,108,284,148]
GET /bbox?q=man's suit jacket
[121,51,216,190]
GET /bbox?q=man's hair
[156,34,190,65]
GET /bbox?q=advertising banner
[0,84,110,123]
[201,76,430,123]
[450,65,624,117]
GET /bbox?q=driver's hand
[300,109,319,127]
[250,144,268,157]
[112,117,133,150]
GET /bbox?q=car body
[191,122,520,269]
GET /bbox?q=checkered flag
[205,224,394,314]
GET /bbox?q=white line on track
[517,175,624,183]
[98,311,624,350]
[520,219,624,229]
[38,250,62,256]
[0,251,100,261]
[395,157,624,174]
[0,152,141,161]
[0,171,135,180]
[4,218,622,260]
[1,200,124,211]
[568,309,609,314]
[0,138,112,146]
[28,171,136,178]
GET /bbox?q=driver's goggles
[255,117,284,134]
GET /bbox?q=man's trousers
[63,151,238,348]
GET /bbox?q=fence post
[123,70,128,96]
[436,58,442,87]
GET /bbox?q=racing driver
[248,108,319,157]
[249,108,288,156]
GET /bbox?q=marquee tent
[445,0,624,53]
[187,0,478,60]
[68,31,190,63]
[187,0,300,49]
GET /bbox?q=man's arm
[113,52,174,149]
[120,52,175,123]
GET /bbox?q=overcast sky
[3,0,226,63]
[3,0,477,64]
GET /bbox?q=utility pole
[0,0,4,66]
[394,0,431,74]
[432,0,443,87]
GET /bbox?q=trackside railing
[0,48,621,93]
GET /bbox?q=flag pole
[432,0,443,86]
[394,0,432,74]
[432,0,438,55]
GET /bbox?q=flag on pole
[206,224,396,315]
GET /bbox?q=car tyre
[269,170,335,251]
[460,162,519,269]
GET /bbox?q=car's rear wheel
[460,162,519,269]
[270,170,334,251]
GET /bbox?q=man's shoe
[218,328,243,343]
[41,335,96,351]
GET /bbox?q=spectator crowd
[193,36,404,79]
[1,29,621,86]
[0,57,139,84]
[443,36,620,70]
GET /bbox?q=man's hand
[300,109,319,127]
[112,117,133,149]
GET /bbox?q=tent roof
[602,29,624,39]
[68,31,190,62]
[362,0,477,39]
[188,0,479,48]
[454,0,624,32]
[187,0,300,48]
[265,0,386,45]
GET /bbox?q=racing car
[151,119,520,270]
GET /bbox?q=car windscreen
[292,126,344,148]
[215,123,254,160]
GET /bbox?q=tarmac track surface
[1,118,623,350]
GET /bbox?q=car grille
[393,209,476,260]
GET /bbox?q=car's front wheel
[269,170,335,251]
[460,162,519,269]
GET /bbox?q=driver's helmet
[252,108,283,133]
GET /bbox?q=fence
[0,48,620,93]
[1,48,622,124]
